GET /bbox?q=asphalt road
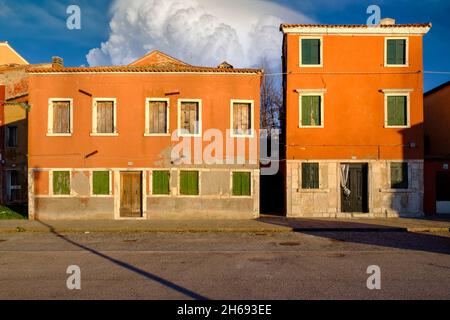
[0,231,449,300]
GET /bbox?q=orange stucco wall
[27,73,261,169]
[424,85,450,157]
[284,33,425,160]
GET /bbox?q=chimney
[52,56,64,68]
[380,18,396,26]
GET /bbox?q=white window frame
[49,169,73,197]
[299,36,323,67]
[384,37,409,67]
[230,99,255,138]
[91,98,118,136]
[90,170,113,197]
[297,89,326,128]
[382,89,412,128]
[177,99,202,137]
[47,98,73,137]
[230,170,253,198]
[145,98,170,136]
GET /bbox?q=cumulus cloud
[86,0,313,69]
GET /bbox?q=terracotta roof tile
[280,23,432,29]
[27,64,263,74]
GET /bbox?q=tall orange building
[26,51,262,220]
[280,20,431,217]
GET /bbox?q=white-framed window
[47,98,73,136]
[178,99,202,137]
[91,98,118,136]
[382,89,412,128]
[297,89,326,128]
[178,169,201,196]
[384,37,409,67]
[145,98,170,136]
[299,36,323,67]
[230,99,254,137]
[49,170,72,196]
[91,170,112,197]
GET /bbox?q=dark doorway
[341,163,369,213]
[120,172,143,218]
[436,171,450,214]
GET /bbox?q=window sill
[379,188,416,193]
[177,134,202,138]
[90,133,119,137]
[230,134,255,138]
[299,64,323,68]
[384,125,410,129]
[298,125,324,129]
[46,133,72,137]
[297,188,329,193]
[384,64,409,68]
[144,133,171,137]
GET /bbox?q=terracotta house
[26,51,262,220]
[280,20,431,217]
[0,42,30,205]
[424,81,450,214]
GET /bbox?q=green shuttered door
[153,171,170,195]
[232,172,251,196]
[180,171,199,195]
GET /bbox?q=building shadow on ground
[37,220,209,300]
[258,216,450,255]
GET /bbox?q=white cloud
[86,0,313,69]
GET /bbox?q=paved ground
[0,231,449,300]
[0,215,449,233]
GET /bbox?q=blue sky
[0,0,448,91]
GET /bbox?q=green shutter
[387,39,396,65]
[396,40,406,65]
[93,171,110,195]
[387,39,406,65]
[233,172,251,196]
[153,171,170,195]
[391,163,408,189]
[302,39,320,65]
[302,96,312,126]
[302,39,312,65]
[53,171,70,195]
[387,96,407,126]
[180,171,199,195]
[302,163,319,189]
[301,96,321,126]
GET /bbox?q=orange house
[281,19,431,217]
[424,81,450,214]
[26,51,261,220]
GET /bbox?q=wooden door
[120,172,142,218]
[341,164,368,213]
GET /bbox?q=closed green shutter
[93,171,110,195]
[180,171,199,195]
[302,39,312,65]
[301,96,321,126]
[387,39,406,65]
[302,39,320,65]
[302,163,319,189]
[396,40,406,64]
[233,172,251,196]
[152,171,170,195]
[387,40,396,65]
[53,171,70,195]
[387,96,407,126]
[391,163,408,189]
